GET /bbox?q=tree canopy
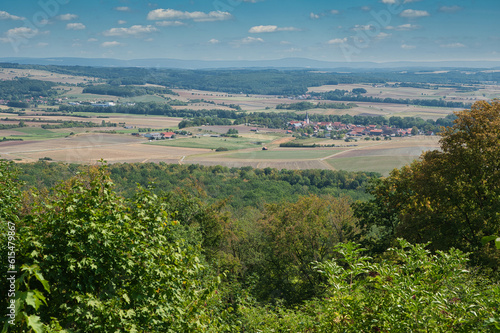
[354,100,500,266]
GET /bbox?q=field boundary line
[319,141,389,161]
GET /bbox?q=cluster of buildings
[142,132,176,140]
[288,113,418,137]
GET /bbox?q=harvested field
[188,125,286,135]
[0,133,209,163]
[324,136,440,175]
[0,68,91,84]
[223,149,342,160]
[147,136,270,151]
[301,102,457,120]
[326,156,420,175]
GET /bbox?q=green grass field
[118,95,169,103]
[4,127,69,140]
[326,155,421,176]
[224,149,342,160]
[146,136,270,150]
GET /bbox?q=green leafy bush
[312,240,500,332]
[2,163,229,332]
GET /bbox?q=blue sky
[0,0,498,62]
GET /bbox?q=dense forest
[2,62,499,96]
[0,78,57,101]
[15,163,376,210]
[1,101,499,332]
[82,84,176,97]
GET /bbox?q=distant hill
[1,57,500,70]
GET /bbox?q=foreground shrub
[313,240,500,332]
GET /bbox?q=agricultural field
[0,68,93,84]
[307,83,500,103]
[301,102,456,119]
[223,149,342,160]
[0,132,208,164]
[0,114,440,175]
[147,135,270,151]
[0,67,475,174]
[324,136,440,175]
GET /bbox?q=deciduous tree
[354,100,500,266]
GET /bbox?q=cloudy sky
[0,0,498,62]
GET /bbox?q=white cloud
[386,24,420,30]
[6,27,42,38]
[310,10,338,19]
[404,0,422,3]
[147,9,232,22]
[103,25,158,37]
[283,47,302,53]
[115,7,131,12]
[439,6,462,13]
[155,20,186,27]
[57,13,78,21]
[376,32,391,39]
[328,38,347,44]
[400,9,430,18]
[361,6,371,11]
[239,36,264,44]
[66,23,86,30]
[208,38,220,44]
[118,20,127,25]
[401,44,416,49]
[88,38,98,42]
[0,11,24,21]
[249,25,300,33]
[352,24,375,31]
[249,25,277,33]
[440,43,466,48]
[37,42,49,47]
[101,41,123,48]
[280,41,292,45]
[279,27,301,32]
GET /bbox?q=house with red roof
[161,132,176,139]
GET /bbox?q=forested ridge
[2,62,499,95]
[1,101,500,332]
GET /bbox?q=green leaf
[25,291,40,310]
[34,270,50,293]
[481,235,497,245]
[25,314,45,333]
[496,238,500,250]
[2,320,11,333]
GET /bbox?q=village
[287,112,427,140]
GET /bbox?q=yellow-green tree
[256,195,357,304]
